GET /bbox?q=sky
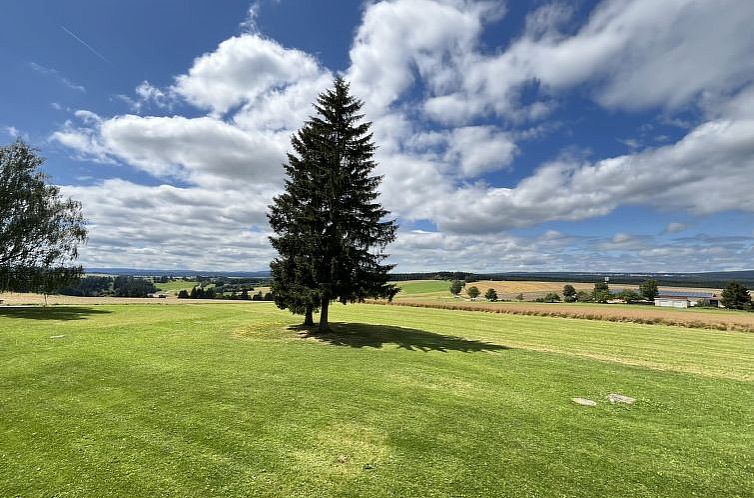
[2,0,754,273]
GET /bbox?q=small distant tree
[240,289,250,300]
[113,276,157,298]
[515,293,524,301]
[177,289,189,299]
[467,286,480,300]
[576,290,593,302]
[720,281,752,310]
[593,281,610,303]
[563,284,576,302]
[450,280,464,296]
[639,279,659,300]
[484,288,498,301]
[543,292,561,303]
[619,289,641,303]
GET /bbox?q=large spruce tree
[268,78,398,331]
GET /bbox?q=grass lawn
[154,280,199,294]
[1,303,753,497]
[394,279,451,296]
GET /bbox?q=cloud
[172,34,329,117]
[116,81,172,113]
[63,179,275,270]
[429,117,754,233]
[445,126,517,177]
[3,126,20,137]
[664,222,687,234]
[53,113,289,186]
[420,0,754,121]
[347,0,503,116]
[50,0,754,271]
[388,229,754,273]
[28,62,86,92]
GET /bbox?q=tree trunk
[304,306,314,327]
[318,299,330,332]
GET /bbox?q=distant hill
[85,267,754,288]
[390,270,754,288]
[85,268,271,278]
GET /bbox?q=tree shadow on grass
[293,322,511,353]
[0,306,112,321]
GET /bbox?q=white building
[654,296,691,308]
[654,291,720,308]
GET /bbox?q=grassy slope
[154,280,199,293]
[395,280,450,296]
[1,303,753,497]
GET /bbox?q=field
[394,279,721,301]
[383,280,754,332]
[154,280,199,294]
[2,302,753,497]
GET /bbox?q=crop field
[154,280,199,294]
[2,302,753,497]
[379,300,754,333]
[394,279,721,301]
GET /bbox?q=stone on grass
[50,335,65,339]
[572,397,597,407]
[608,393,636,404]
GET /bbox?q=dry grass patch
[372,300,754,333]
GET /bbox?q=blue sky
[2,0,753,272]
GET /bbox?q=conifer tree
[268,78,398,331]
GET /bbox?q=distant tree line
[57,275,157,297]
[177,286,273,301]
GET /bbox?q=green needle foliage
[0,140,87,293]
[721,281,752,310]
[268,78,398,331]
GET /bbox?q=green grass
[1,303,753,497]
[154,280,199,293]
[394,279,450,296]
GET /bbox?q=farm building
[654,291,720,308]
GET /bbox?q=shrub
[467,286,480,300]
[543,292,561,303]
[575,290,593,302]
[484,288,498,301]
[619,289,641,303]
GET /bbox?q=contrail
[61,25,111,64]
